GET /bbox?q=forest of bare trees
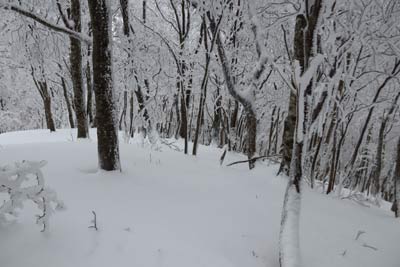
[1,0,400,266]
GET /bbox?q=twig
[160,139,182,152]
[220,146,228,166]
[362,243,378,251]
[355,230,366,241]
[88,210,98,231]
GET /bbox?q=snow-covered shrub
[0,160,64,231]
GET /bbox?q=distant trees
[1,0,120,171]
[1,0,400,192]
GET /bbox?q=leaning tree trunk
[209,10,257,169]
[88,0,120,171]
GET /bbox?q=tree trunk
[31,67,56,132]
[119,90,128,131]
[61,76,75,128]
[193,19,209,156]
[43,96,56,132]
[280,91,296,174]
[86,61,94,126]
[279,1,322,266]
[70,0,88,138]
[391,137,400,217]
[88,0,121,171]
[370,114,387,196]
[209,12,257,169]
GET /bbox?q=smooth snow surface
[0,129,399,267]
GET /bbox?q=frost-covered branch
[0,3,91,44]
[0,160,64,231]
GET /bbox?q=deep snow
[0,129,399,267]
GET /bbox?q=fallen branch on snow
[226,155,281,167]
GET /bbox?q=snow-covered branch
[0,3,91,44]
[0,160,64,232]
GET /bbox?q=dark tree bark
[57,0,89,138]
[88,0,121,171]
[31,68,56,132]
[211,77,223,147]
[86,61,94,125]
[119,91,128,130]
[193,18,210,155]
[279,88,296,174]
[61,76,75,128]
[370,115,387,196]
[70,0,88,138]
[392,137,400,217]
[280,0,322,176]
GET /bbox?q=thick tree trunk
[279,1,322,266]
[70,0,88,138]
[280,139,302,267]
[88,0,121,171]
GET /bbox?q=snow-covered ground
[0,129,399,267]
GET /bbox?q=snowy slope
[0,129,399,267]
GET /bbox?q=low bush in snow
[0,160,64,231]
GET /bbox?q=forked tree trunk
[88,0,121,171]
[31,67,56,132]
[279,1,322,266]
